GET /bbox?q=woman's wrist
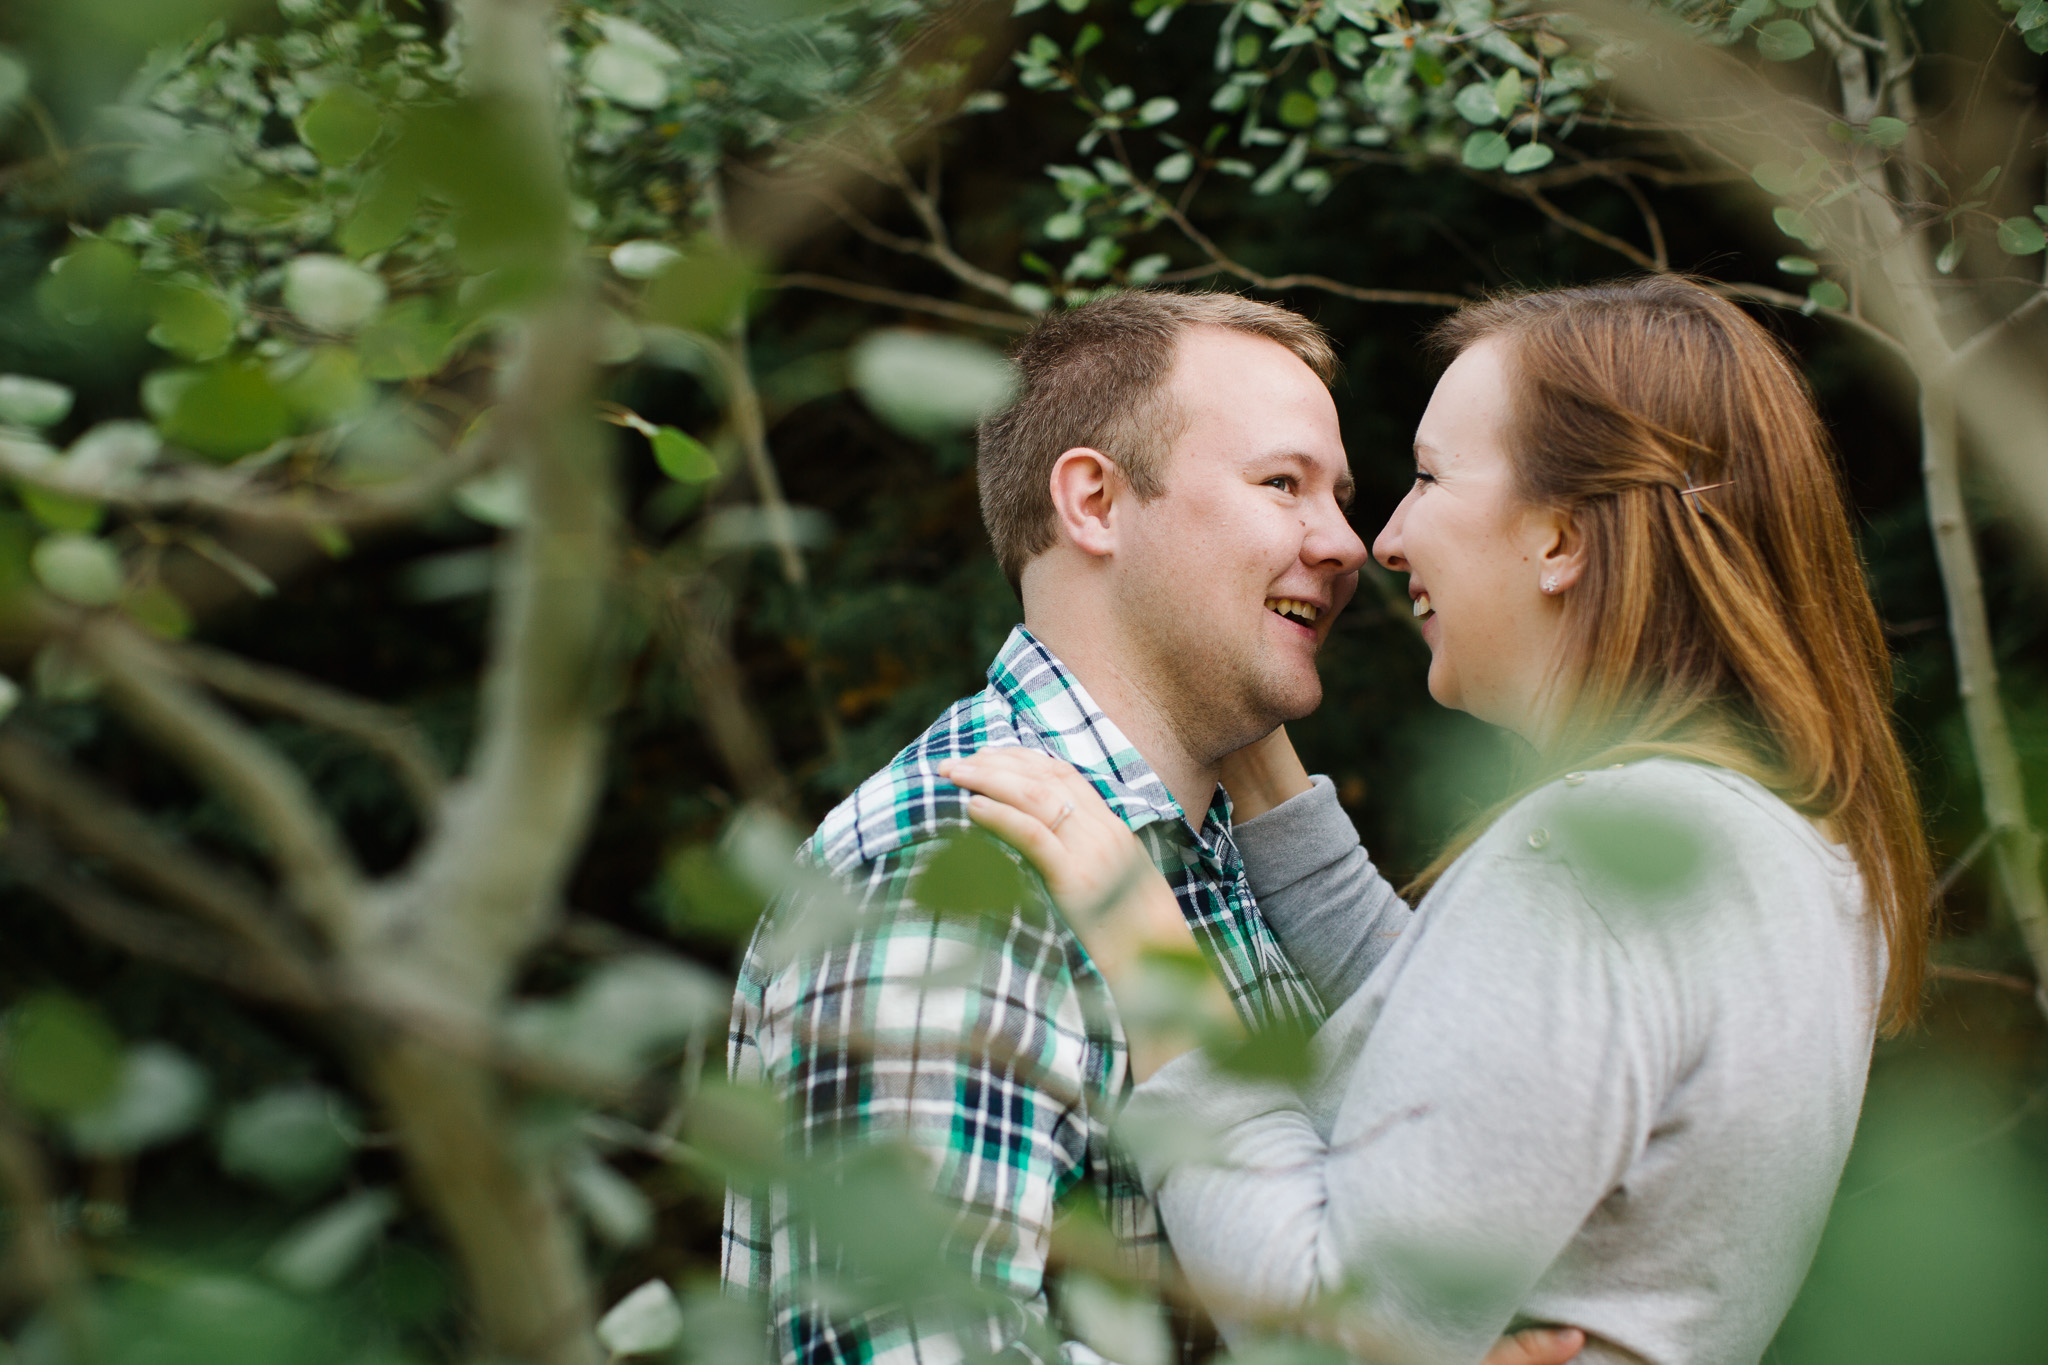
[1218,726,1314,822]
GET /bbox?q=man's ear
[1048,447,1123,559]
[1535,504,1588,594]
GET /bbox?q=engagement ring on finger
[1049,799,1074,834]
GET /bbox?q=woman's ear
[1536,505,1588,595]
[1048,447,1122,559]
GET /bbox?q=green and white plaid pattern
[723,625,1325,1365]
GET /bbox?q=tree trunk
[1919,379,2048,1002]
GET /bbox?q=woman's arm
[1139,849,1653,1365]
[1234,774,1412,1006]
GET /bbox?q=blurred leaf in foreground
[4,992,123,1116]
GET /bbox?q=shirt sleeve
[1232,775,1412,1007]
[727,837,1117,1365]
[1132,846,1660,1365]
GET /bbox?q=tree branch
[1512,183,1662,271]
[175,641,447,815]
[3,828,329,1009]
[69,614,365,948]
[1147,189,1469,307]
[0,1101,95,1361]
[0,728,322,995]
[774,272,1032,331]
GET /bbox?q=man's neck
[1023,615,1220,827]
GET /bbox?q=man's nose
[1305,500,1369,574]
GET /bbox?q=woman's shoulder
[1458,758,1859,917]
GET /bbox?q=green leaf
[912,830,1035,922]
[0,48,28,121]
[357,298,454,381]
[1807,279,1848,310]
[641,236,758,334]
[295,85,382,167]
[4,993,122,1115]
[583,43,668,108]
[265,1188,400,1293]
[1757,19,1815,60]
[1454,82,1500,126]
[66,1043,209,1157]
[1411,45,1445,86]
[338,175,416,259]
[565,1149,654,1247]
[125,582,193,639]
[218,1086,359,1195]
[610,240,684,280]
[20,487,104,534]
[1308,69,1337,99]
[1494,68,1524,119]
[1060,1272,1171,1365]
[1968,166,2001,197]
[273,347,371,422]
[1865,116,1909,147]
[31,534,123,606]
[36,239,140,328]
[454,470,527,527]
[282,255,387,334]
[1935,238,1964,275]
[599,1281,686,1358]
[652,426,719,482]
[1461,130,1511,170]
[2035,205,2048,225]
[1503,142,1556,174]
[1074,24,1104,58]
[0,374,74,427]
[850,329,1017,440]
[147,283,236,361]
[1751,160,1800,194]
[1776,254,1820,275]
[1153,151,1194,182]
[1277,90,1319,127]
[1996,216,2047,255]
[162,360,293,459]
[1136,96,1178,125]
[1773,205,1825,249]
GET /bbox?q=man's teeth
[1265,597,1320,626]
[1412,593,1433,619]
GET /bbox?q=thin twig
[1148,192,1469,307]
[774,272,1033,330]
[1513,184,1661,272]
[175,641,447,814]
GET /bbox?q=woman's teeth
[1266,597,1320,626]
[1412,593,1433,619]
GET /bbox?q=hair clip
[1679,479,1733,513]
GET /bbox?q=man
[722,292,1573,1365]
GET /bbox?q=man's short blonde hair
[976,291,1337,590]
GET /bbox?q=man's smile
[1265,596,1321,631]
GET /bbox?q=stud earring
[1541,576,1559,594]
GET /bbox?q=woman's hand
[1216,725,1313,823]
[937,747,1233,1079]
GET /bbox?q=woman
[938,276,1931,1365]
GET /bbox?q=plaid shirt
[723,625,1325,1365]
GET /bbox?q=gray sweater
[1136,760,1884,1365]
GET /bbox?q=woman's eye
[1412,470,1437,487]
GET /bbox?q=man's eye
[1263,476,1296,492]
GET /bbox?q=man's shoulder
[809,684,1029,874]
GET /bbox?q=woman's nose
[1373,506,1406,573]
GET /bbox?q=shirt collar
[986,625,1231,850]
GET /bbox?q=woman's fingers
[962,794,1066,876]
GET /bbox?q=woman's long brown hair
[1406,276,1932,1030]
